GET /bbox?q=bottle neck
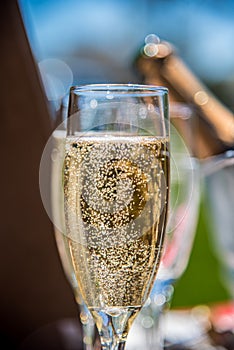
[134,41,234,159]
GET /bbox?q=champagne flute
[64,83,170,350]
[41,83,170,350]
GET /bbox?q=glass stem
[91,308,138,350]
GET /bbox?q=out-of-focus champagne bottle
[134,35,234,159]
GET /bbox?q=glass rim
[70,83,168,96]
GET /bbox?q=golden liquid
[63,135,169,311]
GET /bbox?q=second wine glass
[126,104,201,350]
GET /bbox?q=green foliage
[171,198,230,308]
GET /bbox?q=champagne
[63,135,169,314]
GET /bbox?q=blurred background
[18,0,234,307]
[0,0,233,348]
[19,0,234,113]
